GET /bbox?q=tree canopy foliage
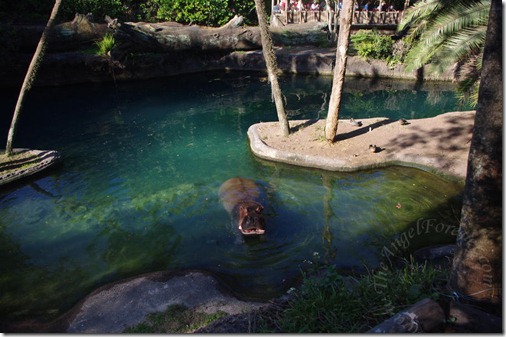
[0,0,262,26]
[153,0,255,26]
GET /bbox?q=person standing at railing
[297,0,304,11]
[310,0,320,10]
[279,0,287,11]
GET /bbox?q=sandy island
[248,110,475,181]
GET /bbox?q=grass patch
[257,256,447,333]
[95,33,115,56]
[123,304,228,333]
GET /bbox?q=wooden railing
[271,9,402,26]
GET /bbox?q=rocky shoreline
[1,19,455,87]
[3,46,455,88]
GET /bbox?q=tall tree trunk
[254,0,290,137]
[325,0,353,142]
[4,0,62,156]
[449,0,502,314]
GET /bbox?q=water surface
[0,72,466,321]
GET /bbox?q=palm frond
[399,0,491,106]
[402,1,489,63]
[415,6,488,63]
[398,0,439,32]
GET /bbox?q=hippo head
[237,203,266,235]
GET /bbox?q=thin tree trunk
[5,0,62,156]
[450,0,502,313]
[403,0,410,11]
[325,0,335,41]
[254,0,290,137]
[401,0,411,21]
[325,0,353,142]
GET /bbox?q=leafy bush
[152,0,232,26]
[95,33,115,55]
[59,0,124,21]
[0,0,262,25]
[350,30,394,61]
[0,0,54,23]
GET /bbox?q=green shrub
[0,0,260,25]
[95,33,115,56]
[350,30,394,61]
[0,0,54,23]
[152,0,232,26]
[60,0,124,21]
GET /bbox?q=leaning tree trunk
[449,0,502,314]
[5,0,62,156]
[324,0,353,142]
[254,0,290,137]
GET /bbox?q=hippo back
[219,177,262,214]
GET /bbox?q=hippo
[219,177,266,235]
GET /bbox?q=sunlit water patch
[0,72,466,321]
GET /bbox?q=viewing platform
[269,0,408,29]
[271,9,403,27]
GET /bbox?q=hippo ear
[256,205,264,213]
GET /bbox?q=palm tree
[253,0,290,136]
[324,0,354,142]
[4,0,63,156]
[398,0,490,106]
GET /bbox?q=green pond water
[0,72,466,321]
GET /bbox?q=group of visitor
[339,1,395,11]
[277,0,324,12]
[276,1,397,13]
